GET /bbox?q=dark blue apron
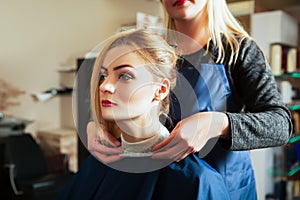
[168,51,257,200]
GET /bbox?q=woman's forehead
[103,45,146,69]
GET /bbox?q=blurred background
[1,0,300,199]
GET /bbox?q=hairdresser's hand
[87,121,123,164]
[152,112,229,162]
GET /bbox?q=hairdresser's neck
[174,14,209,49]
[116,118,163,143]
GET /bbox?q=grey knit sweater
[219,38,293,150]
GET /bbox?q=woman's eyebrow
[113,64,134,71]
[101,64,135,72]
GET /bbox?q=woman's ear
[153,79,170,102]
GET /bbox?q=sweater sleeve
[225,39,293,150]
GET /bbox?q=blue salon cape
[56,154,230,200]
[168,53,257,200]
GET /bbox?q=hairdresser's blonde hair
[163,0,250,65]
[90,29,177,139]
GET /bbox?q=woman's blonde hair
[163,0,250,65]
[90,29,178,139]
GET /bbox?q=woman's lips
[173,0,188,7]
[101,100,117,107]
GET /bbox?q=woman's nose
[99,78,115,94]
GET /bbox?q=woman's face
[99,46,159,122]
[161,0,207,21]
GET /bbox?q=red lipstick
[174,0,188,7]
[101,100,117,107]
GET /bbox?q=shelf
[285,73,300,78]
[267,163,300,180]
[289,134,300,144]
[289,104,300,111]
[275,72,300,79]
[275,72,300,90]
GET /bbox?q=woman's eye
[99,74,107,82]
[119,73,134,81]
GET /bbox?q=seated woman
[56,29,230,200]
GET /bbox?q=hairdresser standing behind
[149,0,292,199]
[87,0,292,199]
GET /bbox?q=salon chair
[0,133,73,200]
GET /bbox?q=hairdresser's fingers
[153,146,194,162]
[175,147,195,162]
[152,126,188,153]
[88,136,101,152]
[152,147,180,160]
[96,143,123,155]
[152,127,178,151]
[169,146,188,160]
[100,125,121,147]
[152,140,187,160]
[86,121,119,147]
[152,121,184,151]
[87,121,102,151]
[153,145,190,162]
[92,151,122,164]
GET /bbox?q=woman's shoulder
[208,34,262,64]
[220,34,266,68]
[224,34,261,55]
[237,37,267,67]
[238,36,262,52]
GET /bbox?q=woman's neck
[117,119,163,143]
[120,125,169,154]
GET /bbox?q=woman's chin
[101,115,116,121]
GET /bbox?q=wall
[0,0,163,134]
